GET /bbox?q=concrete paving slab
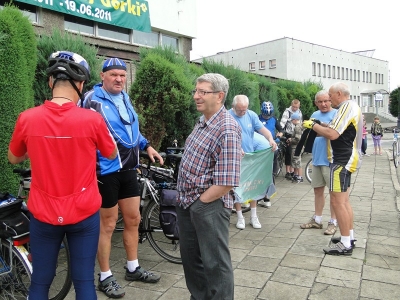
[360,280,400,299]
[270,266,317,287]
[316,266,361,289]
[259,281,310,300]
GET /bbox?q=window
[337,66,340,79]
[354,69,356,81]
[0,0,39,23]
[346,68,348,80]
[366,72,368,83]
[133,30,159,47]
[363,71,365,82]
[370,72,372,83]
[249,62,255,71]
[382,74,384,84]
[259,61,266,70]
[332,66,335,79]
[269,59,276,68]
[98,22,130,42]
[312,62,316,76]
[328,65,331,78]
[375,73,377,84]
[317,63,321,77]
[358,70,360,82]
[323,64,326,77]
[65,15,94,35]
[342,67,344,80]
[162,34,178,51]
[349,69,352,81]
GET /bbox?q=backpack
[159,189,179,240]
[0,194,29,239]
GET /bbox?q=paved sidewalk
[64,149,400,299]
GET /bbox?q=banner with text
[17,0,151,32]
[234,149,274,203]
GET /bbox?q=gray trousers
[177,199,234,300]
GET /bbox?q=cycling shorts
[97,169,140,208]
[329,163,351,193]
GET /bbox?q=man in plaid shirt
[177,73,242,300]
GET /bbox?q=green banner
[16,0,151,32]
[234,149,274,203]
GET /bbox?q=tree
[389,88,400,118]
[0,4,37,192]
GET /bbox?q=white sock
[236,210,243,219]
[127,259,139,272]
[251,207,257,218]
[314,215,322,224]
[350,229,355,241]
[330,219,337,226]
[100,270,112,281]
[340,236,351,248]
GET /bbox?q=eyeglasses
[191,89,221,96]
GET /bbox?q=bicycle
[305,157,313,183]
[0,169,72,300]
[115,150,182,264]
[393,128,400,168]
[275,136,288,177]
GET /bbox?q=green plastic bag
[234,148,274,203]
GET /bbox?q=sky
[190,0,399,91]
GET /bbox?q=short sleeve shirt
[177,106,242,209]
[328,100,362,172]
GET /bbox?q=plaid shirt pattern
[177,106,242,209]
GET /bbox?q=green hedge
[0,5,36,192]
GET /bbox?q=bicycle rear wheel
[275,150,284,177]
[393,142,399,168]
[305,158,313,183]
[0,239,31,299]
[143,200,182,264]
[48,237,72,300]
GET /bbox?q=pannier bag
[0,194,29,239]
[159,189,179,240]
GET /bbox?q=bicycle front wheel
[48,237,72,300]
[393,142,399,168]
[305,158,313,183]
[0,239,31,299]
[143,200,182,264]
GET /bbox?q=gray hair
[232,95,249,107]
[314,90,329,102]
[330,82,350,96]
[196,73,229,102]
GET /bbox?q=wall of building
[193,37,390,114]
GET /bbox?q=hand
[147,147,164,165]
[269,140,277,151]
[303,120,314,129]
[310,118,321,125]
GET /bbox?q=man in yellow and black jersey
[303,82,362,256]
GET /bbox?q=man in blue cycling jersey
[84,57,164,298]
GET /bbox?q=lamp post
[398,85,400,129]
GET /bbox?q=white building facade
[193,37,391,118]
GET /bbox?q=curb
[386,149,400,212]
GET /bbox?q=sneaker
[285,172,293,180]
[291,175,298,182]
[98,275,125,298]
[323,241,353,256]
[258,198,271,208]
[250,217,262,229]
[236,217,245,229]
[300,218,323,229]
[293,176,303,183]
[331,237,357,249]
[324,222,337,235]
[125,266,160,283]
